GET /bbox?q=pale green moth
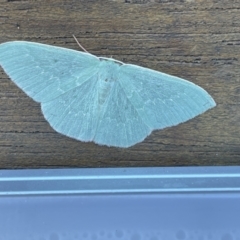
[0,41,216,148]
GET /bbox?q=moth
[0,40,216,147]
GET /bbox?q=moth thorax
[99,60,120,82]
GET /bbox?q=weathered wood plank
[0,0,239,168]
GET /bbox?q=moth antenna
[72,34,89,53]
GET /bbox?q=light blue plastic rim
[0,166,240,196]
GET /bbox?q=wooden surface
[0,0,239,168]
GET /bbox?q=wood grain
[0,0,239,168]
